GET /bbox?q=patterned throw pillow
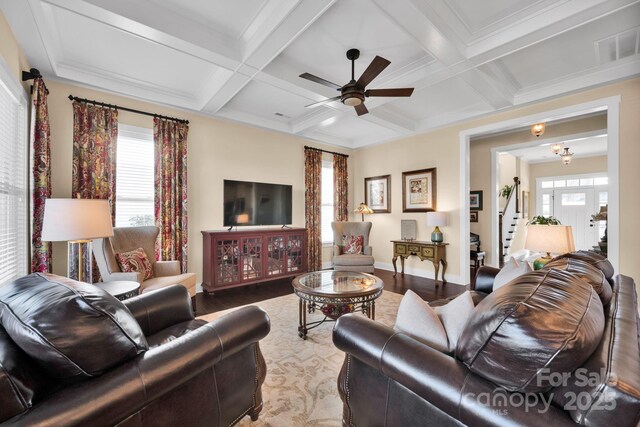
[342,235,364,255]
[115,247,153,281]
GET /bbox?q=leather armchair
[0,284,270,426]
[331,221,375,273]
[93,226,197,308]
[333,270,640,426]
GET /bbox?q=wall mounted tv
[223,180,292,227]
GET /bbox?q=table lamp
[354,202,374,221]
[426,211,447,243]
[41,199,114,283]
[524,224,575,270]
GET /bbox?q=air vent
[274,112,291,118]
[595,27,640,65]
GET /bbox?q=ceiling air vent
[595,27,640,65]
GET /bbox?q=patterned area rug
[199,291,403,426]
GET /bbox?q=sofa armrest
[4,306,270,427]
[333,314,575,426]
[473,265,500,293]
[364,246,372,256]
[123,285,194,336]
[103,271,144,284]
[333,245,341,257]
[153,260,181,277]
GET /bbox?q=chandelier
[560,147,573,165]
[531,123,545,138]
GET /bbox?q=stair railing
[499,177,520,267]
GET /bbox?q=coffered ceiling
[2,0,639,148]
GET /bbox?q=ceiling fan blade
[356,56,391,88]
[299,73,342,90]
[365,88,414,97]
[354,103,368,116]
[304,96,341,108]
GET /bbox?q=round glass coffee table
[292,270,383,339]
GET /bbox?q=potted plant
[527,215,561,225]
[499,184,512,199]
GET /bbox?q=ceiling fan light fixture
[343,95,362,107]
[531,122,545,137]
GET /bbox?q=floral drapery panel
[154,118,188,273]
[333,154,348,222]
[72,102,118,282]
[30,77,51,273]
[304,148,323,271]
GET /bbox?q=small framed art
[365,175,391,213]
[470,190,483,211]
[402,168,437,212]
[470,211,478,222]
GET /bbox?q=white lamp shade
[524,225,575,254]
[426,211,447,227]
[41,199,114,241]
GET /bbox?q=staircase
[499,177,520,267]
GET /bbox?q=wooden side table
[391,240,448,285]
[97,281,140,301]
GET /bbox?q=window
[321,159,334,244]
[561,192,586,206]
[541,194,552,216]
[0,64,28,286]
[115,125,154,227]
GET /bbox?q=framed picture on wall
[470,190,483,211]
[470,211,478,222]
[402,168,437,212]
[365,175,391,213]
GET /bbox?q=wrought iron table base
[297,298,376,340]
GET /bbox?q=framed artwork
[402,168,437,212]
[401,219,417,240]
[470,211,479,222]
[470,190,483,211]
[522,190,530,218]
[365,175,391,213]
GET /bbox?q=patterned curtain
[72,102,118,282]
[304,148,322,271]
[30,77,51,273]
[154,118,188,273]
[333,154,348,221]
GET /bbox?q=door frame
[459,96,620,285]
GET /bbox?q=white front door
[552,188,599,251]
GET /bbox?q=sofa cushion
[0,273,148,379]
[456,269,605,392]
[550,250,614,280]
[493,258,531,290]
[394,290,449,352]
[434,291,475,352]
[333,254,375,266]
[116,247,153,281]
[542,258,612,305]
[141,273,197,296]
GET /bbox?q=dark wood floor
[194,268,467,316]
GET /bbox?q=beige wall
[468,114,607,266]
[529,155,608,216]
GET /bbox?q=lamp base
[68,240,92,283]
[533,254,552,270]
[431,226,443,243]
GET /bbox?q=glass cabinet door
[286,234,304,273]
[216,238,240,284]
[241,236,263,280]
[266,236,286,276]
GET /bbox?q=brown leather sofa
[333,252,640,426]
[0,273,269,426]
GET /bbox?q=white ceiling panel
[2,0,638,148]
[506,134,607,163]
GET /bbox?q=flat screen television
[223,180,292,227]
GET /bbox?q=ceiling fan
[299,48,414,116]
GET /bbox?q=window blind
[115,124,154,227]
[0,64,28,286]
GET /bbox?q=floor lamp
[41,199,114,283]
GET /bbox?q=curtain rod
[304,145,348,158]
[21,68,49,94]
[68,95,189,124]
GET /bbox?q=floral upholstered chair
[331,222,375,273]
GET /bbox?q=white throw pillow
[493,258,532,290]
[435,291,475,352]
[394,290,449,353]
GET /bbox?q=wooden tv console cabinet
[201,228,307,294]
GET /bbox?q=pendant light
[560,147,573,165]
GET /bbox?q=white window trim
[321,158,334,245]
[0,55,29,286]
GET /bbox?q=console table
[391,240,448,285]
[202,228,307,294]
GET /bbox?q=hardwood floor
[194,268,467,316]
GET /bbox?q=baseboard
[375,262,465,286]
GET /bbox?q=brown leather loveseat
[0,273,269,426]
[333,251,640,426]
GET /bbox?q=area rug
[198,291,403,426]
